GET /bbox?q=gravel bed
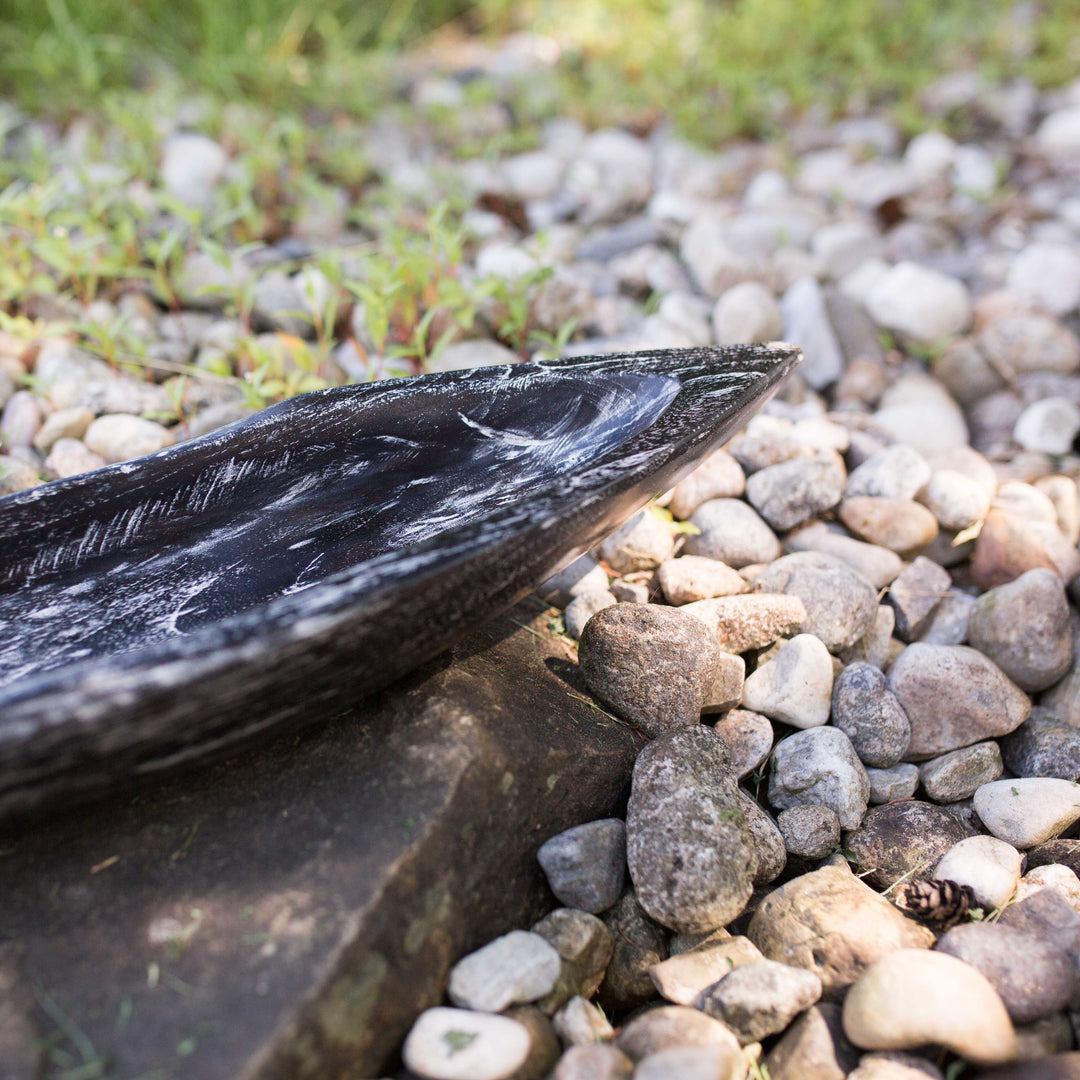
[5,38,1080,1080]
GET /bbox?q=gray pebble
[887,556,952,642]
[840,604,896,670]
[764,1003,862,1080]
[598,509,675,574]
[598,891,667,1015]
[752,551,878,653]
[712,709,774,781]
[685,498,782,568]
[579,604,719,737]
[918,741,1004,802]
[531,908,614,1013]
[866,763,920,804]
[916,591,974,646]
[696,958,823,1043]
[744,453,846,532]
[565,589,618,639]
[831,661,912,768]
[742,634,834,729]
[611,579,650,604]
[967,568,1073,692]
[627,727,757,933]
[614,1004,741,1062]
[1002,707,1080,781]
[666,449,746,520]
[786,521,903,590]
[778,804,842,860]
[738,791,787,886]
[83,413,173,464]
[43,438,106,480]
[769,726,871,829]
[657,556,746,606]
[537,819,626,914]
[538,555,610,608]
[845,444,932,501]
[448,930,561,1012]
[936,922,1075,1024]
[0,455,40,494]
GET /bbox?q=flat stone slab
[0,603,639,1079]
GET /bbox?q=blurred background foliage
[0,0,1078,143]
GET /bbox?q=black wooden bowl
[0,344,799,821]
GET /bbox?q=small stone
[865,262,972,345]
[680,594,806,654]
[1002,708,1080,782]
[832,662,912,768]
[447,931,561,1012]
[778,805,842,860]
[916,592,974,647]
[685,499,781,567]
[1011,1017,1076,1068]
[936,922,1074,1024]
[0,455,39,494]
[0,390,41,448]
[933,835,1023,910]
[781,277,845,389]
[1014,864,1080,912]
[712,710,774,781]
[844,801,968,890]
[842,949,1016,1065]
[44,438,106,480]
[866,764,920,805]
[552,996,613,1046]
[919,742,1004,803]
[532,908,614,1013]
[713,281,783,346]
[765,1003,861,1080]
[650,936,764,1006]
[769,727,871,829]
[887,644,1031,759]
[979,313,1080,377]
[840,605,897,670]
[537,819,626,914]
[971,509,1061,590]
[634,1044,745,1080]
[597,891,667,1015]
[752,552,878,653]
[887,558,952,642]
[564,590,618,639]
[539,556,610,608]
[83,413,173,464]
[839,497,939,558]
[919,469,992,532]
[1014,398,1080,456]
[742,634,834,729]
[873,376,970,458]
[1007,243,1080,317]
[613,1005,742,1062]
[658,556,746,606]
[161,133,227,210]
[31,406,94,453]
[626,727,757,933]
[974,778,1080,849]
[748,865,935,994]
[667,450,746,519]
[846,446,932,502]
[1036,104,1080,156]
[967,569,1073,692]
[1034,475,1080,545]
[598,509,675,574]
[551,1044,633,1080]
[579,604,720,737]
[745,454,846,532]
[402,1006,532,1080]
[739,791,787,886]
[610,578,649,603]
[696,958,823,1044]
[786,523,903,590]
[701,653,746,716]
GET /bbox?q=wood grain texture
[0,344,800,821]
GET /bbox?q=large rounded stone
[843,801,968,890]
[745,454,846,532]
[838,497,939,558]
[752,552,878,653]
[769,727,871,829]
[579,604,720,738]
[918,742,1003,803]
[626,727,757,933]
[842,950,1016,1065]
[537,819,626,914]
[887,644,1031,759]
[403,1007,532,1080]
[748,865,935,994]
[967,569,1073,692]
[935,922,1074,1024]
[832,662,911,768]
[933,835,1023,910]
